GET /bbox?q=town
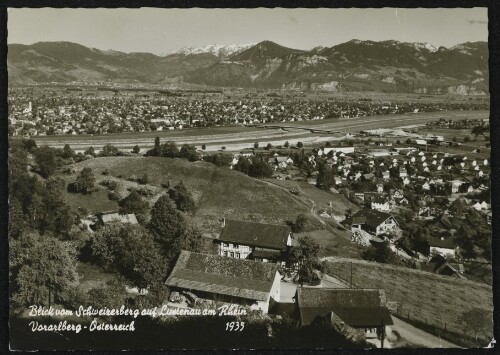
[8,86,488,137]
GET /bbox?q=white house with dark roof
[166,250,281,313]
[351,209,398,236]
[371,197,390,212]
[427,237,458,258]
[216,219,292,263]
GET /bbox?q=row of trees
[233,156,273,178]
[146,137,198,162]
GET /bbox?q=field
[60,156,313,232]
[263,179,358,214]
[296,229,364,259]
[32,110,489,153]
[323,258,493,343]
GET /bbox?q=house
[268,156,291,169]
[416,259,464,279]
[216,219,292,263]
[472,202,483,211]
[397,197,409,206]
[422,182,430,191]
[166,251,281,314]
[371,197,390,212]
[295,287,393,337]
[403,177,410,186]
[415,139,427,146]
[451,180,463,193]
[376,183,384,193]
[382,171,390,180]
[351,209,398,236]
[318,147,355,156]
[94,211,138,229]
[392,190,404,199]
[399,167,407,178]
[427,236,458,258]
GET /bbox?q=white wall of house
[255,271,281,314]
[219,242,252,259]
[431,246,456,259]
[372,202,390,212]
[375,217,398,235]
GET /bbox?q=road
[391,316,460,348]
[33,110,488,153]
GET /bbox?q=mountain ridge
[8,39,489,94]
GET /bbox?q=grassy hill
[60,156,312,231]
[323,258,493,346]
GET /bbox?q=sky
[7,8,488,55]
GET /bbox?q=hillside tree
[74,167,96,194]
[10,232,79,311]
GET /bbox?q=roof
[219,219,291,250]
[351,209,395,229]
[296,288,393,327]
[427,236,457,249]
[166,251,279,302]
[372,197,387,204]
[98,212,138,225]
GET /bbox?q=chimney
[221,217,225,228]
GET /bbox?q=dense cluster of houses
[8,87,488,137]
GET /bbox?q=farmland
[323,258,493,345]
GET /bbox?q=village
[39,112,488,349]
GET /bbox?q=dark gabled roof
[372,197,387,204]
[165,251,279,301]
[296,288,393,327]
[219,219,291,250]
[427,236,457,249]
[351,209,395,229]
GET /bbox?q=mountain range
[8,40,489,94]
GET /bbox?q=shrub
[108,191,119,201]
[137,173,149,185]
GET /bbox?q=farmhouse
[427,236,458,258]
[295,287,393,337]
[351,209,398,236]
[166,251,281,314]
[216,219,292,263]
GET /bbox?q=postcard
[6,6,493,350]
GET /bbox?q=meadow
[60,156,312,232]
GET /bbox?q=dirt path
[391,316,460,348]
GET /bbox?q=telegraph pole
[350,261,353,287]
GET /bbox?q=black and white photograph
[4,5,496,350]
